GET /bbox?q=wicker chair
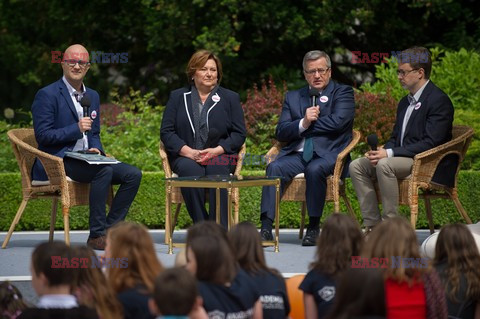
[2,128,112,248]
[265,130,361,238]
[375,125,474,233]
[159,142,247,244]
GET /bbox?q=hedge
[1,171,479,232]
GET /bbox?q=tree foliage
[1,0,479,118]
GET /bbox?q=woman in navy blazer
[160,50,246,226]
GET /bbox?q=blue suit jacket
[275,81,355,171]
[384,81,454,186]
[31,79,103,181]
[160,86,246,163]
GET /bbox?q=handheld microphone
[367,134,378,151]
[309,88,320,107]
[80,95,91,133]
[204,128,220,149]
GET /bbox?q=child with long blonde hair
[105,222,163,319]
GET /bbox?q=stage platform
[0,229,432,304]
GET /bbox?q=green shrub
[101,88,164,171]
[0,121,28,173]
[241,76,286,169]
[1,171,479,232]
[353,90,397,157]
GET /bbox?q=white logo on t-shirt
[318,286,335,302]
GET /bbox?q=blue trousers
[260,152,334,221]
[64,157,142,237]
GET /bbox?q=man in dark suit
[31,44,142,250]
[349,46,454,232]
[260,50,355,246]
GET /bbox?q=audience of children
[325,268,386,319]
[105,221,164,319]
[185,221,263,319]
[19,241,99,319]
[10,214,480,319]
[433,223,480,318]
[299,213,363,319]
[362,216,448,319]
[149,267,208,319]
[229,221,290,319]
[0,281,28,319]
[70,245,123,319]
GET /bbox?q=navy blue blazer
[384,81,454,186]
[160,86,246,163]
[275,81,355,169]
[31,79,103,181]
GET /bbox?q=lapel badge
[91,110,97,119]
[212,93,220,103]
[320,95,329,103]
[414,102,421,110]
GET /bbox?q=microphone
[309,88,320,107]
[367,134,378,151]
[204,128,220,149]
[80,95,91,133]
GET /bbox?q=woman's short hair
[186,50,223,84]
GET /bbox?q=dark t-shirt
[18,305,99,319]
[247,269,290,319]
[117,285,155,319]
[299,269,336,319]
[199,269,260,319]
[435,262,477,319]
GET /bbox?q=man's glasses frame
[63,59,91,68]
[304,68,330,76]
[397,68,419,77]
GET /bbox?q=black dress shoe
[260,229,273,241]
[302,228,319,246]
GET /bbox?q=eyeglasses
[304,68,330,75]
[63,59,91,68]
[397,68,418,77]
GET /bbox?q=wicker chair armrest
[18,142,66,185]
[332,130,361,180]
[411,129,473,183]
[159,141,173,178]
[233,143,247,176]
[265,141,283,164]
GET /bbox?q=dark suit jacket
[160,86,246,163]
[384,80,455,186]
[275,81,355,173]
[31,79,103,181]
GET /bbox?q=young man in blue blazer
[31,44,142,250]
[349,46,454,232]
[260,50,355,246]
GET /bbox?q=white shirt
[37,294,78,309]
[386,80,429,157]
[62,76,88,151]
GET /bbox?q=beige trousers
[349,156,413,226]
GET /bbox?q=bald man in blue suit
[31,44,142,250]
[260,50,355,246]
